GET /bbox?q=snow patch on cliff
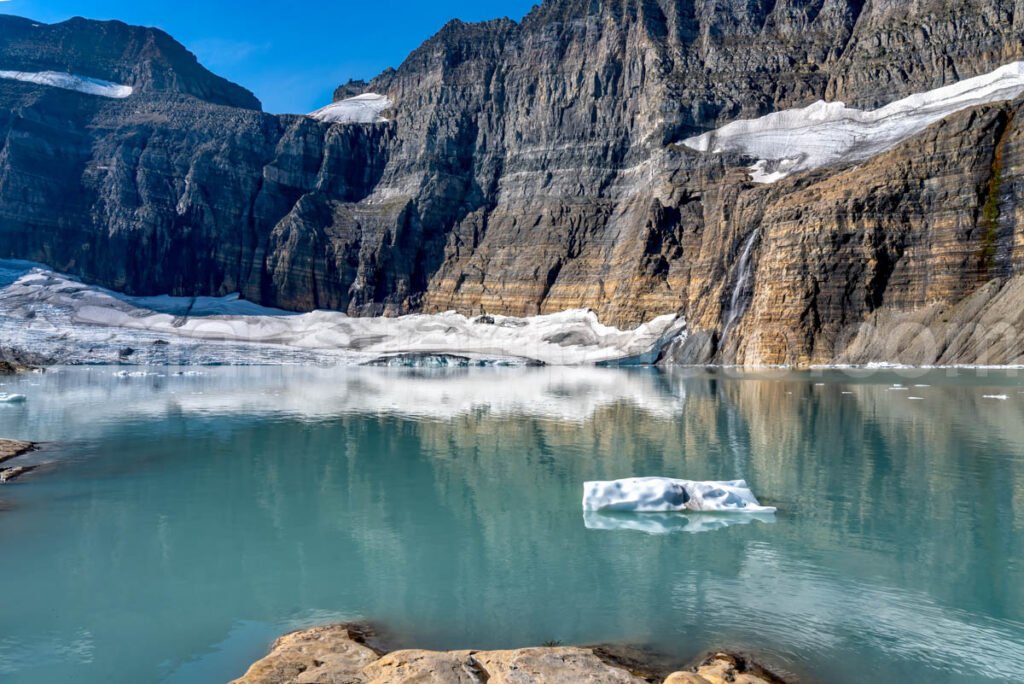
[0,263,685,367]
[681,61,1024,183]
[0,70,133,98]
[310,93,391,123]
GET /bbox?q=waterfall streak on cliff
[724,229,761,335]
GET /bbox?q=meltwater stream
[0,367,1023,683]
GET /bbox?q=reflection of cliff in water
[0,367,1022,683]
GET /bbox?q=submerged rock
[0,464,37,483]
[231,624,787,684]
[0,439,39,487]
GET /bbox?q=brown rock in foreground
[231,624,785,684]
[665,653,788,684]
[0,439,35,465]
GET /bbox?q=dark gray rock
[0,15,261,109]
[3,4,1024,365]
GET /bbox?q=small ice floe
[983,394,1009,400]
[841,391,854,395]
[582,477,776,514]
[908,397,925,401]
[583,510,775,535]
[0,393,27,403]
[113,370,159,378]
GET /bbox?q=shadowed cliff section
[3,2,1024,364]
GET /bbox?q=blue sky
[1,1,540,113]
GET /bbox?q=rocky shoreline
[0,439,38,484]
[0,346,46,374]
[231,623,788,684]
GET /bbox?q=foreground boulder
[231,624,785,684]
[665,653,787,684]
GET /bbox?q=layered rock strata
[3,3,1024,364]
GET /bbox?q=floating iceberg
[309,93,391,123]
[0,70,133,98]
[583,510,775,535]
[0,393,26,403]
[682,61,1024,183]
[582,477,776,513]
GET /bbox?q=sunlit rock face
[0,15,260,108]
[4,3,1024,364]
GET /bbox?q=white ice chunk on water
[0,70,133,98]
[310,93,391,123]
[0,393,26,403]
[582,477,776,513]
[681,61,1024,183]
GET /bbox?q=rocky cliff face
[0,15,260,109]
[3,2,1024,365]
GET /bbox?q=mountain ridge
[3,2,1024,365]
[0,13,262,109]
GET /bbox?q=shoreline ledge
[231,623,789,684]
[0,439,38,484]
[0,439,36,465]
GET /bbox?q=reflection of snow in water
[0,365,688,433]
[583,510,775,535]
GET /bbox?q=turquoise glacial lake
[1,366,1022,683]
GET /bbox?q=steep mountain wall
[2,3,1024,364]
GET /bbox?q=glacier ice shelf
[0,262,685,367]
